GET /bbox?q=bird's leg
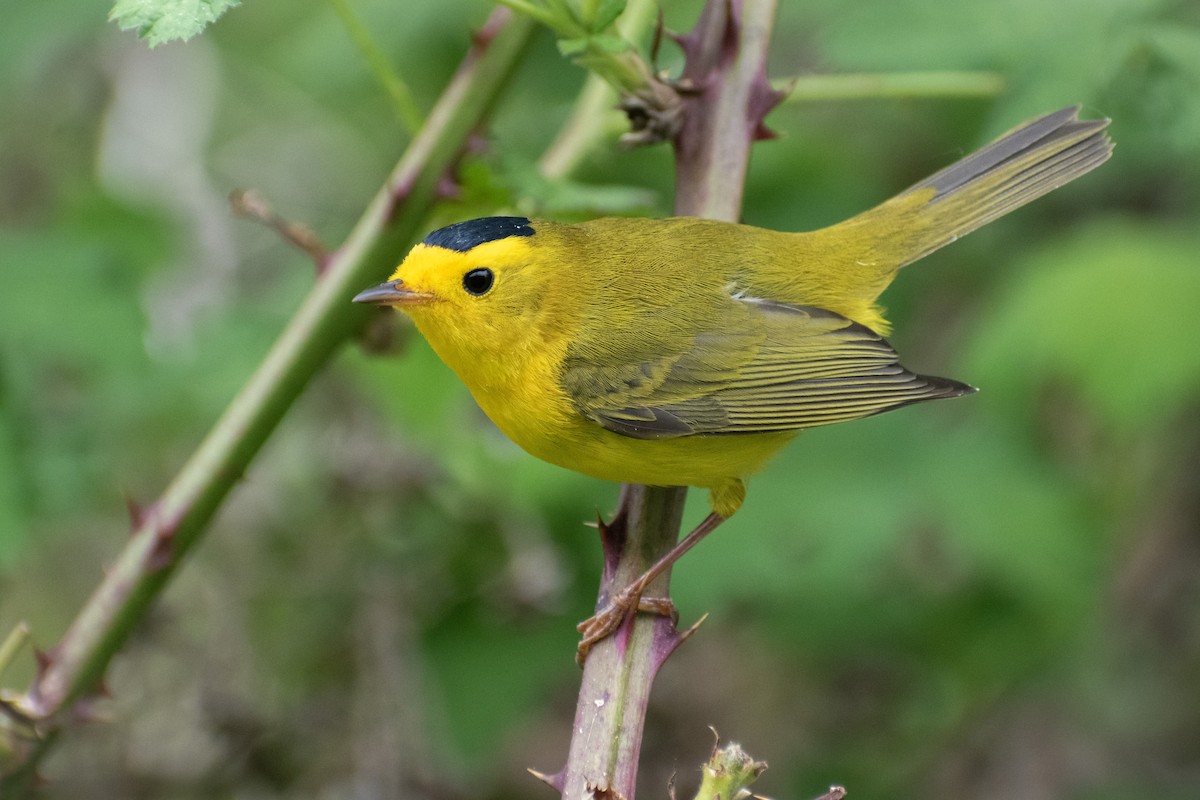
[576,511,726,664]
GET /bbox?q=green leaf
[558,33,630,60]
[108,0,241,47]
[591,0,627,31]
[557,36,589,57]
[584,33,632,55]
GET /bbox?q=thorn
[466,130,490,156]
[32,646,55,678]
[680,612,709,642]
[386,174,416,212]
[124,493,146,530]
[70,697,112,725]
[434,174,461,201]
[597,508,626,562]
[652,611,707,671]
[471,6,507,50]
[753,123,779,142]
[595,516,628,586]
[146,515,181,572]
[749,79,788,142]
[527,766,565,793]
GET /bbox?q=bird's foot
[576,590,678,666]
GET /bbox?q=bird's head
[354,216,567,371]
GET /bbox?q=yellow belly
[530,415,793,490]
[474,377,793,517]
[413,312,789,518]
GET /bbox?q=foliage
[496,0,654,94]
[109,0,242,46]
[2,0,1198,797]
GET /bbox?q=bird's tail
[836,106,1112,272]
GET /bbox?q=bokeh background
[2,0,1199,797]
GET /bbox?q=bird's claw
[575,589,679,666]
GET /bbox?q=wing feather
[561,298,973,440]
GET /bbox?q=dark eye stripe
[463,268,494,296]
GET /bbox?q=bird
[355,106,1112,656]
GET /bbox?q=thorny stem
[0,8,534,789]
[557,1,780,798]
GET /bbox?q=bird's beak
[353,279,433,307]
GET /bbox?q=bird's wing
[561,299,973,439]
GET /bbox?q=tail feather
[848,106,1113,271]
[906,106,1105,199]
[948,125,1112,239]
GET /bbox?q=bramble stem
[560,1,780,797]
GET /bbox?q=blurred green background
[2,0,1199,797]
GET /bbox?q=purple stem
[554,1,782,798]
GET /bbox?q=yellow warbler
[356,106,1111,647]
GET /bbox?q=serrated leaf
[591,0,627,31]
[109,0,241,47]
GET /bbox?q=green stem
[0,8,534,787]
[537,71,617,180]
[326,0,426,134]
[780,70,1005,102]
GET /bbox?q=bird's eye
[462,268,494,296]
